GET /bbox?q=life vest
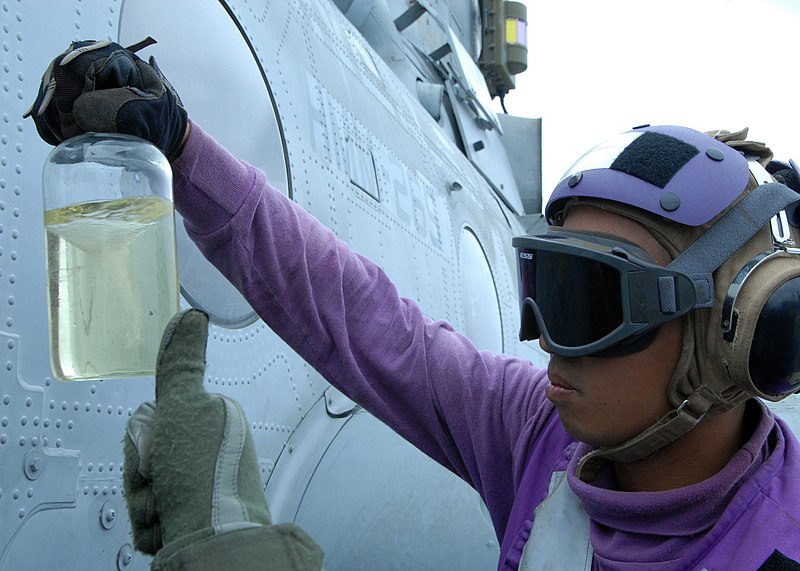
[518,470,593,570]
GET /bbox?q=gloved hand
[706,127,774,166]
[124,309,323,571]
[24,39,189,160]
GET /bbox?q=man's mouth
[547,365,577,391]
[545,359,582,403]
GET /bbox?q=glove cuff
[151,524,324,571]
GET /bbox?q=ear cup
[749,275,800,396]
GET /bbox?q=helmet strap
[667,181,798,308]
[574,385,718,482]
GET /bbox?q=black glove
[24,39,188,160]
[124,310,324,570]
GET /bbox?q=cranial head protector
[539,125,800,479]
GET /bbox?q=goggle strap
[575,386,718,482]
[667,182,799,308]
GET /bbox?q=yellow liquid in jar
[45,196,179,380]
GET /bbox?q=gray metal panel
[2,2,157,568]
[293,410,500,570]
[497,114,543,215]
[444,77,526,214]
[2,0,549,569]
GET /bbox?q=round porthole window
[458,228,503,354]
[120,0,288,327]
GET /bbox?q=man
[27,41,800,570]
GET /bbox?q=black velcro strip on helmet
[610,131,699,188]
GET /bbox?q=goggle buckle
[770,210,795,249]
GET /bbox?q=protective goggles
[512,231,697,357]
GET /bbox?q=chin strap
[575,385,718,482]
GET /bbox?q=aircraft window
[459,228,503,354]
[119,0,289,328]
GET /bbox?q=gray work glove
[24,39,188,160]
[124,309,323,571]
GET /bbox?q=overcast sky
[496,0,800,201]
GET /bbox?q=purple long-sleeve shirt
[172,123,800,570]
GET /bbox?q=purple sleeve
[171,122,552,537]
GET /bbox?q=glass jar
[43,133,179,381]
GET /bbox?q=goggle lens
[519,249,623,347]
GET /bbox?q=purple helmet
[546,125,750,227]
